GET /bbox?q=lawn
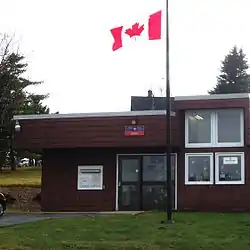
[1,212,250,250]
[0,167,41,187]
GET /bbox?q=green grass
[5,207,31,213]
[0,167,41,187]
[1,212,250,249]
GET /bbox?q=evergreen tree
[19,94,49,115]
[0,34,49,170]
[209,46,250,94]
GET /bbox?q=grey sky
[0,0,249,113]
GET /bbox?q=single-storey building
[13,93,250,212]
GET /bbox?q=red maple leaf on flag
[125,23,144,38]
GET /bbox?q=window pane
[143,155,165,181]
[121,185,139,208]
[142,185,166,210]
[143,155,176,181]
[121,159,139,182]
[218,155,242,181]
[217,110,242,143]
[187,155,211,182]
[187,111,211,144]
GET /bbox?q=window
[142,185,166,210]
[143,155,166,181]
[186,110,212,146]
[185,153,213,185]
[185,109,244,148]
[142,154,176,181]
[216,110,242,145]
[215,152,245,185]
[121,159,139,182]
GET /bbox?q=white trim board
[175,93,249,101]
[13,110,176,121]
[115,153,178,211]
[12,93,248,121]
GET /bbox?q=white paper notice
[77,165,103,190]
[223,157,238,165]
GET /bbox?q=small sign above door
[124,125,145,136]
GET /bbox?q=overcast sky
[0,0,250,113]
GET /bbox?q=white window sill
[185,143,213,148]
[185,143,244,148]
[215,181,245,185]
[185,181,213,185]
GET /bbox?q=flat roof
[13,93,249,121]
[175,93,249,101]
[13,110,176,121]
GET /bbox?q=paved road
[0,213,88,227]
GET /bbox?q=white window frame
[185,153,214,185]
[185,109,244,148]
[215,152,245,185]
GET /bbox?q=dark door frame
[116,153,178,211]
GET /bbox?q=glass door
[117,154,177,211]
[118,157,141,211]
[142,154,176,211]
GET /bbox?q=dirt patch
[0,187,41,211]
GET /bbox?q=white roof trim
[13,93,248,121]
[13,110,176,121]
[175,93,249,101]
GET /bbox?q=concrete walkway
[0,213,84,227]
[0,211,143,227]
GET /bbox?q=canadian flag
[110,10,162,51]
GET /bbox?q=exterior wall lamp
[14,120,21,132]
